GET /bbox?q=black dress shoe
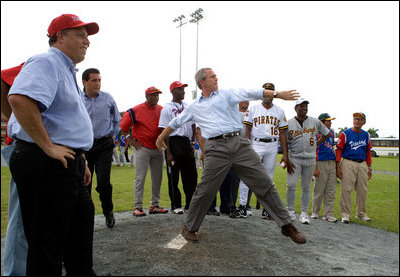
[106,212,115,228]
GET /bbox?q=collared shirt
[7,47,94,151]
[169,88,263,139]
[83,90,121,139]
[158,101,193,138]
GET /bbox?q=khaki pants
[132,146,163,209]
[312,160,337,217]
[185,136,291,232]
[340,158,368,218]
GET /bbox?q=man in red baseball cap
[158,81,197,215]
[120,86,169,217]
[6,13,101,275]
[47,13,99,37]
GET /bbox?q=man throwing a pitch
[156,68,307,244]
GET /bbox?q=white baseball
[280,162,285,168]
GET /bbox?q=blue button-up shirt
[169,88,263,139]
[83,91,121,139]
[7,47,94,151]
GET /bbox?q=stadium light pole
[173,15,187,81]
[189,8,204,99]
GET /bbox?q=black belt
[209,131,241,140]
[254,137,278,143]
[15,138,85,156]
[345,158,365,163]
[93,136,112,143]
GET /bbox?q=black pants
[165,136,197,210]
[10,140,94,276]
[209,169,240,214]
[86,136,114,216]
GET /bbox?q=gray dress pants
[185,136,291,232]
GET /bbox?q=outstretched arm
[263,89,300,100]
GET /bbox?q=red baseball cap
[145,86,162,96]
[1,63,25,86]
[47,14,99,37]
[170,81,188,92]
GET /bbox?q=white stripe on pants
[286,157,315,213]
[132,146,163,209]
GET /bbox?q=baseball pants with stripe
[286,157,315,213]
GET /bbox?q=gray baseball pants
[185,136,291,232]
[286,157,315,213]
[132,146,163,209]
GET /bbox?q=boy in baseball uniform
[286,98,330,224]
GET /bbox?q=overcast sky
[1,1,399,137]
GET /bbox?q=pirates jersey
[243,103,288,139]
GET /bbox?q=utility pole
[173,15,187,81]
[189,8,204,99]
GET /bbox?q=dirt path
[89,210,398,276]
[2,209,399,276]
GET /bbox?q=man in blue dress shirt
[7,14,100,275]
[156,67,307,244]
[82,68,121,228]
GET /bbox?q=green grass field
[1,155,399,237]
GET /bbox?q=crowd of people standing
[1,13,374,276]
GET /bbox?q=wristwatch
[273,91,278,98]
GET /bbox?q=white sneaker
[288,210,296,221]
[341,216,350,224]
[322,215,337,223]
[299,212,310,224]
[355,215,371,221]
[311,212,319,219]
[172,208,184,214]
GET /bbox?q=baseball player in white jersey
[286,98,330,224]
[232,83,294,219]
[158,81,197,214]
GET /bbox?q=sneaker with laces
[281,223,307,244]
[246,207,253,216]
[229,205,247,218]
[133,208,146,217]
[172,207,184,214]
[288,210,296,221]
[341,216,350,224]
[149,205,168,214]
[261,209,272,220]
[322,215,337,223]
[299,212,310,224]
[355,215,371,221]
[311,212,319,219]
